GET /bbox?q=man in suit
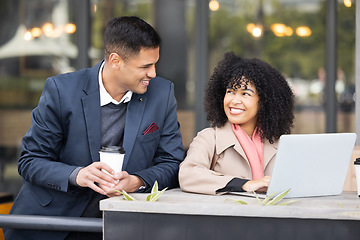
[4,16,185,240]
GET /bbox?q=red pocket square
[143,123,159,135]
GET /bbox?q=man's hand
[100,171,145,197]
[242,176,271,192]
[76,162,118,195]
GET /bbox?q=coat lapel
[81,61,102,162]
[216,121,278,171]
[216,121,248,161]
[122,94,147,169]
[263,139,278,169]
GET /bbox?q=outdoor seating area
[0,0,359,239]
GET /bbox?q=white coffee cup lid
[100,146,125,154]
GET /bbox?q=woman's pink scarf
[232,124,264,180]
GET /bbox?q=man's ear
[108,53,124,70]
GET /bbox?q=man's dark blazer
[4,61,185,240]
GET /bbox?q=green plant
[337,203,344,208]
[228,188,298,206]
[119,190,136,201]
[114,180,167,202]
[228,199,248,205]
[145,180,168,202]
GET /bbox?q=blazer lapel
[122,94,147,169]
[82,61,102,162]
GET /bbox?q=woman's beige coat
[179,121,278,195]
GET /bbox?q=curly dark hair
[205,52,294,144]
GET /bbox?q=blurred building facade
[0,0,356,197]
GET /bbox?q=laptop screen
[266,133,357,198]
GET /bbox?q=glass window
[0,0,79,197]
[205,0,355,135]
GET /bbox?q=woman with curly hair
[179,52,294,195]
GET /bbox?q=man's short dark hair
[104,16,161,61]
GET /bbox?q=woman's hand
[242,176,271,192]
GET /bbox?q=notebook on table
[229,133,357,198]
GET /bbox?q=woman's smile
[229,107,244,114]
[223,81,260,136]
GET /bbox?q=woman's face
[223,81,260,136]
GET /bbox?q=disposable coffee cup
[99,146,125,176]
[354,158,360,197]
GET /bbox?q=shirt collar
[98,61,133,106]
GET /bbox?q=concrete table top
[100,188,360,221]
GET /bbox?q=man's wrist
[131,175,146,191]
[69,167,82,187]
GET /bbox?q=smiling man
[5,16,185,240]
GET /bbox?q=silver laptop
[230,133,357,198]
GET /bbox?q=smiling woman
[179,52,295,195]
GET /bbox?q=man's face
[117,47,159,95]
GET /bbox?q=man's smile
[141,79,150,86]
